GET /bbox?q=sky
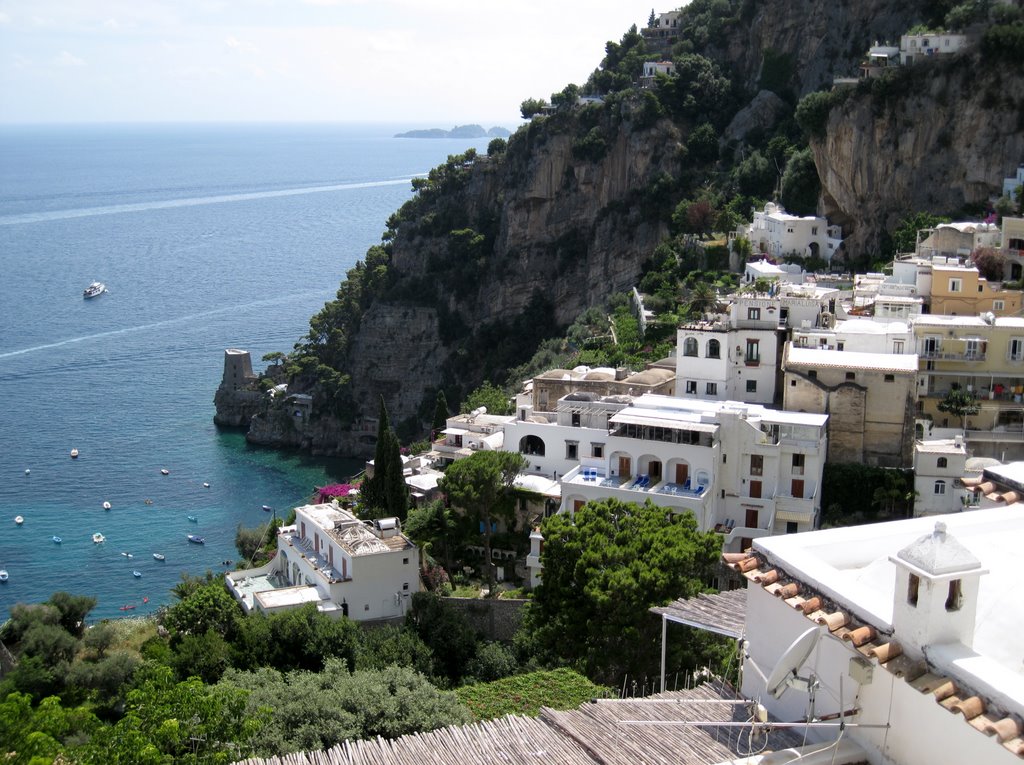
[0,0,656,125]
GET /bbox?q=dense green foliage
[521,498,725,684]
[455,668,610,720]
[889,211,951,256]
[821,464,915,526]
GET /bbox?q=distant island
[394,124,511,139]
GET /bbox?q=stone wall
[443,597,528,642]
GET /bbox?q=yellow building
[928,264,1021,317]
[913,314,1024,433]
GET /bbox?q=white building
[741,202,843,262]
[1004,165,1024,201]
[791,318,914,356]
[429,409,515,467]
[639,60,675,88]
[735,509,1024,765]
[900,31,968,64]
[914,436,969,516]
[550,394,828,553]
[226,503,419,621]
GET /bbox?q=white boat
[52,535,62,544]
[203,482,210,488]
[132,570,142,578]
[121,551,133,558]
[102,501,111,510]
[0,570,8,583]
[92,532,105,544]
[83,281,107,299]
[70,448,79,459]
[153,553,165,561]
[14,516,23,525]
[160,468,170,475]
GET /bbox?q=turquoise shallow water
[0,123,493,620]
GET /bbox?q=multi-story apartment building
[913,436,970,516]
[929,264,1020,317]
[912,314,1024,457]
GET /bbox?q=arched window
[707,339,720,358]
[934,480,946,495]
[937,457,948,468]
[519,435,545,456]
[683,337,698,357]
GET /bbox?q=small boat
[143,596,149,603]
[119,604,135,611]
[0,570,8,583]
[160,468,170,475]
[153,553,165,561]
[52,535,62,544]
[24,469,30,475]
[144,499,153,505]
[203,482,210,488]
[262,505,273,512]
[121,551,133,558]
[187,534,205,544]
[14,516,23,525]
[102,501,111,510]
[187,515,198,523]
[92,533,105,544]
[70,448,79,459]
[132,570,142,578]
[83,281,107,299]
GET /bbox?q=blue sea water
[0,123,494,621]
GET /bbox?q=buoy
[70,448,79,459]
[102,501,111,510]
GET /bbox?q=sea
[0,123,496,621]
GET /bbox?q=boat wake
[0,177,417,226]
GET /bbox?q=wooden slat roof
[650,589,747,639]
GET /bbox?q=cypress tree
[432,390,449,435]
[361,396,391,512]
[384,432,409,521]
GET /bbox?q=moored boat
[187,534,205,544]
[160,468,169,475]
[119,604,135,611]
[83,281,107,299]
[102,501,111,510]
[92,532,105,544]
[153,553,165,561]
[70,448,79,459]
[52,535,62,544]
[132,570,142,578]
[187,515,198,522]
[14,516,23,525]
[0,570,8,583]
[262,505,273,512]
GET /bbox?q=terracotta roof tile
[752,568,779,585]
[939,694,963,711]
[842,625,876,647]
[795,596,822,614]
[984,718,1023,742]
[969,713,997,733]
[952,696,986,719]
[816,610,849,631]
[737,556,760,573]
[869,642,902,663]
[775,582,800,598]
[1003,738,1024,756]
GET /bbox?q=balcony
[744,355,761,367]
[918,350,986,362]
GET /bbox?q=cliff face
[812,54,1024,253]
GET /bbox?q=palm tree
[686,282,721,317]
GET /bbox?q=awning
[610,411,719,433]
[650,589,747,639]
[441,427,469,435]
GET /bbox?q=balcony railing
[918,350,986,362]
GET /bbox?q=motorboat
[14,516,23,525]
[121,551,133,558]
[70,448,79,459]
[153,553,165,561]
[262,505,273,512]
[52,535,62,544]
[92,533,105,544]
[132,570,142,578]
[0,570,8,583]
[160,468,170,475]
[187,534,205,544]
[119,604,135,611]
[203,482,210,488]
[102,501,111,510]
[83,281,106,299]
[187,515,198,523]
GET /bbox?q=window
[786,521,799,534]
[747,307,761,321]
[946,579,963,611]
[1011,338,1024,361]
[934,479,946,495]
[837,342,845,351]
[750,455,763,476]
[811,226,818,235]
[937,457,948,468]
[685,380,697,394]
[591,443,604,458]
[403,582,409,591]
[571,411,580,427]
[907,573,920,606]
[965,339,981,359]
[845,371,855,381]
[707,339,721,358]
[745,339,760,365]
[808,370,817,379]
[684,337,698,357]
[949,278,962,293]
[566,441,578,460]
[894,340,904,354]
[884,374,895,382]
[706,382,718,395]
[403,557,409,564]
[792,453,805,475]
[995,300,1005,311]
[746,380,757,393]
[797,336,808,347]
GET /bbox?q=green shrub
[455,668,610,720]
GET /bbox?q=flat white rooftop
[255,584,324,610]
[786,346,920,372]
[833,319,910,335]
[915,438,967,455]
[625,393,828,427]
[913,314,1024,329]
[755,508,1024,681]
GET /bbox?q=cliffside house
[226,503,419,621]
[642,11,682,44]
[900,31,968,64]
[782,344,919,467]
[860,42,900,78]
[1002,216,1024,282]
[1003,165,1024,201]
[428,409,515,468]
[523,393,827,588]
[639,60,675,88]
[739,202,843,263]
[528,365,675,413]
[917,221,1001,261]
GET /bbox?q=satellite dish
[765,626,821,699]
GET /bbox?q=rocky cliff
[219,0,1024,457]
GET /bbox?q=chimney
[615,367,628,381]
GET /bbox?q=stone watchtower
[220,348,257,392]
[889,521,988,657]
